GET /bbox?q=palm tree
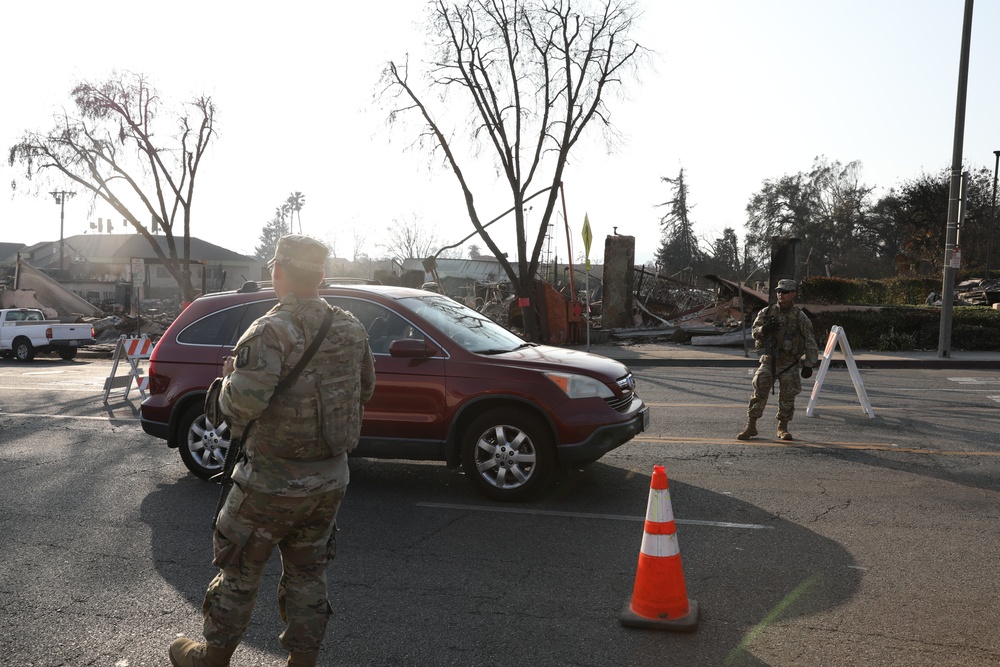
[274,206,289,236]
[286,191,305,234]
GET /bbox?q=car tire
[58,348,78,361]
[461,407,554,502]
[14,338,35,362]
[177,403,230,480]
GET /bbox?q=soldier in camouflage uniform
[737,279,819,441]
[170,235,376,667]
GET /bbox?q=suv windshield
[398,295,526,354]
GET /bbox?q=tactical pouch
[204,376,224,427]
[212,486,252,568]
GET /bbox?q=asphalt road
[1,358,998,666]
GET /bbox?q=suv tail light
[46,327,53,339]
[147,344,163,393]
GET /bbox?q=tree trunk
[517,277,540,342]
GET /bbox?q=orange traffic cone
[619,464,699,631]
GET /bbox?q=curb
[72,348,1000,370]
[614,357,1000,370]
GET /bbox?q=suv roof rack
[323,277,383,286]
[235,277,382,294]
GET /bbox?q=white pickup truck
[0,308,96,361]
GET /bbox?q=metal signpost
[131,257,144,337]
[582,214,593,352]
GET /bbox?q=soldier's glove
[204,377,225,427]
[761,317,779,336]
[801,366,813,379]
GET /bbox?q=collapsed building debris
[1,256,185,356]
[954,279,1000,306]
[9,259,101,319]
[589,267,723,344]
[91,302,177,344]
[6,227,998,357]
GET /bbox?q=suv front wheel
[461,407,554,502]
[177,404,230,480]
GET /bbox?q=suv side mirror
[388,338,436,358]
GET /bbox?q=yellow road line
[645,402,991,412]
[637,436,1000,456]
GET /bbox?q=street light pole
[938,0,975,358]
[986,149,1000,280]
[49,190,76,271]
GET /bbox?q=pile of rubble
[87,298,181,343]
[953,279,1000,307]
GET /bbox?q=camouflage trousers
[202,484,346,653]
[747,360,802,421]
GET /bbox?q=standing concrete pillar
[601,234,635,329]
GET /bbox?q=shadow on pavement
[141,459,862,666]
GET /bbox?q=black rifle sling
[276,306,335,395]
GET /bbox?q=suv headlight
[544,372,614,399]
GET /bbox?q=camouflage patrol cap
[269,234,329,272]
[775,279,798,292]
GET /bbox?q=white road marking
[0,412,139,421]
[948,377,1000,384]
[418,502,774,530]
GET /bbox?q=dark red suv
[140,281,649,501]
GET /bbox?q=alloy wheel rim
[474,424,536,489]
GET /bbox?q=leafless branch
[8,71,217,300]
[378,0,645,339]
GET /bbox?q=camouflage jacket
[752,303,819,367]
[220,295,376,496]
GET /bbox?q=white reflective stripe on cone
[640,532,680,558]
[646,488,674,524]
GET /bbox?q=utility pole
[938,0,975,358]
[986,149,1000,279]
[49,190,76,271]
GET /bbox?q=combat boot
[287,651,319,667]
[736,417,758,440]
[168,637,237,667]
[777,420,793,441]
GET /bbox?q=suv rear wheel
[177,404,230,480]
[461,407,554,502]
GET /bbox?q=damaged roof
[0,242,27,264]
[703,274,882,317]
[14,234,256,266]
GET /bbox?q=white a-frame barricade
[806,325,875,419]
[103,335,153,403]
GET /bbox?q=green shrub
[808,306,1000,351]
[876,328,919,352]
[798,276,939,306]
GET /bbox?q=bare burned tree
[8,71,216,302]
[379,216,446,265]
[351,224,369,262]
[381,0,644,340]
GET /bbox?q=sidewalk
[77,339,1000,369]
[564,340,1000,369]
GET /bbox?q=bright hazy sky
[3,1,999,267]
